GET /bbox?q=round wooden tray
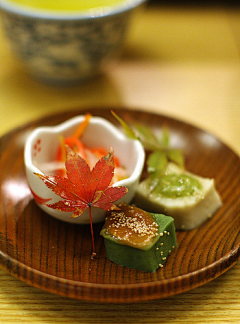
[0,107,239,303]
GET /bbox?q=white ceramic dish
[24,115,145,224]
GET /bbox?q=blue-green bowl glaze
[0,0,146,84]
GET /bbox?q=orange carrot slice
[73,113,91,139]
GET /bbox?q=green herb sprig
[112,111,184,177]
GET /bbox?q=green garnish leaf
[147,151,168,174]
[112,110,185,174]
[167,149,184,168]
[132,123,163,151]
[161,127,170,148]
[111,111,137,140]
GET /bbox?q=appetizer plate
[0,107,239,303]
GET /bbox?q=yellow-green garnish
[112,111,184,174]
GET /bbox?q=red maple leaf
[35,145,128,258]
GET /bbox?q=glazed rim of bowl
[0,0,147,20]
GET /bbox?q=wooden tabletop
[0,3,240,323]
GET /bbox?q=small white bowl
[24,115,145,224]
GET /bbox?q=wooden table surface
[0,3,240,323]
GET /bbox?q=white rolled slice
[135,163,222,230]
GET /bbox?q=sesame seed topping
[104,203,159,248]
[106,211,158,237]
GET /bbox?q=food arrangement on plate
[24,111,222,272]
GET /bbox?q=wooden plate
[0,107,239,303]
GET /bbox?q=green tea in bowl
[6,0,126,13]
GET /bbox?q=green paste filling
[148,174,202,198]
